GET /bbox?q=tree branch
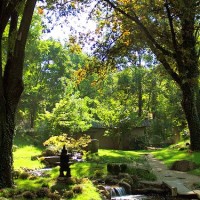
[103,0,175,58]
[0,0,20,35]
[14,0,37,76]
[164,0,186,72]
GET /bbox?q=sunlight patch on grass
[98,149,142,163]
[13,145,44,169]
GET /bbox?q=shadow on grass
[14,133,45,150]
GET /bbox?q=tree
[0,0,37,188]
[63,0,200,150]
[37,94,93,136]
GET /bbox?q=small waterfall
[107,186,149,200]
[114,187,126,196]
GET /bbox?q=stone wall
[82,127,146,150]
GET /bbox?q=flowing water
[111,194,149,200]
[110,186,149,200]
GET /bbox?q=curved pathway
[145,153,200,198]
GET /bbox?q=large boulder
[170,160,198,172]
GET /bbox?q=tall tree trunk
[0,91,22,188]
[0,0,36,188]
[181,83,200,151]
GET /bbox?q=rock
[41,156,60,167]
[118,173,134,188]
[88,139,99,153]
[139,180,164,189]
[170,160,198,172]
[133,188,167,194]
[104,175,119,185]
[42,148,57,156]
[119,181,132,194]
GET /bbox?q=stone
[170,160,198,172]
[42,156,60,167]
[88,139,99,153]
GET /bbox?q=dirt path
[145,153,200,198]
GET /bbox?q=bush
[12,170,21,179]
[65,177,77,185]
[72,185,83,194]
[36,187,50,198]
[94,170,104,178]
[63,190,74,198]
[107,163,121,175]
[120,164,128,172]
[19,172,29,179]
[22,191,36,199]
[48,192,61,200]
[43,134,91,153]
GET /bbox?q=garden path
[145,153,200,199]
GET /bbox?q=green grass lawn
[11,140,152,200]
[14,145,44,169]
[11,135,200,199]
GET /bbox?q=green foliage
[43,133,91,152]
[17,10,187,149]
[127,167,156,181]
[85,152,99,162]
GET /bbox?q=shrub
[48,192,61,200]
[120,164,128,172]
[94,170,104,178]
[65,177,77,185]
[41,182,50,188]
[107,163,121,175]
[43,134,91,153]
[72,185,83,194]
[63,190,74,198]
[28,175,37,180]
[36,187,50,198]
[12,170,21,179]
[19,172,29,179]
[22,191,36,199]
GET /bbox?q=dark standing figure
[59,145,71,177]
